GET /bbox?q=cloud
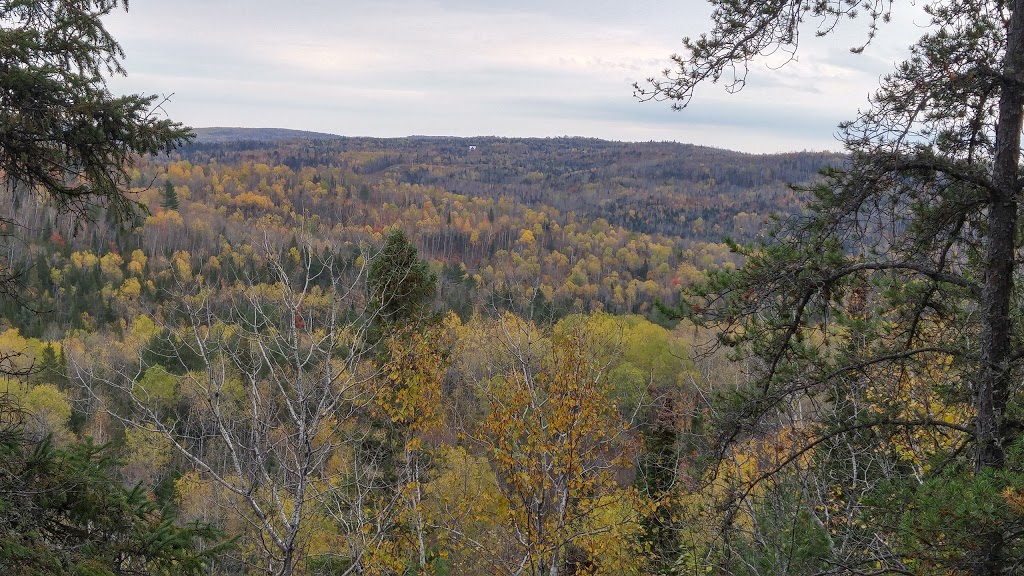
[103,0,913,153]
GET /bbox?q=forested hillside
[1,134,833,338]
[187,133,836,240]
[0,132,831,574]
[8,0,1023,571]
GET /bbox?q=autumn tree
[0,0,190,369]
[72,233,441,575]
[643,0,1024,574]
[466,313,645,576]
[372,316,458,573]
[0,0,209,542]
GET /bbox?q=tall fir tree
[161,180,179,211]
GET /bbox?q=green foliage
[141,329,205,375]
[865,467,1024,574]
[555,313,692,414]
[368,229,437,327]
[161,181,179,211]
[652,0,1024,574]
[0,400,227,575]
[136,366,178,405]
[0,0,193,221]
[32,344,68,389]
[732,480,831,576]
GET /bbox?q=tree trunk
[280,546,295,576]
[974,1,1024,574]
[978,0,1024,474]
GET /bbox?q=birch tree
[71,235,436,575]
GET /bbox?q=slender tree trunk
[974,2,1024,574]
[978,0,1024,474]
[280,545,295,576]
[408,450,428,571]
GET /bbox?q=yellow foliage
[175,471,223,526]
[128,249,147,275]
[117,277,142,300]
[172,250,192,279]
[123,425,174,485]
[145,208,185,229]
[0,329,34,376]
[20,383,73,444]
[233,190,275,211]
[1003,487,1024,514]
[863,351,970,474]
[71,250,97,270]
[475,318,646,574]
[99,252,124,284]
[130,314,160,343]
[517,228,536,245]
[376,315,458,437]
[424,446,511,574]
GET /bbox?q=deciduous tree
[72,233,441,575]
[470,313,645,576]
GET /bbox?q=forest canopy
[5,0,1023,574]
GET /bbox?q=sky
[103,1,929,154]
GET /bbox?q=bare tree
[70,234,423,575]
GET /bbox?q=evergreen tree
[0,0,191,322]
[0,397,226,575]
[161,180,179,210]
[367,229,437,328]
[32,343,67,388]
[645,1,1024,574]
[0,0,192,220]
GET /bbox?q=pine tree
[645,1,1024,574]
[367,229,437,328]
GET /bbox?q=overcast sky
[103,1,928,153]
